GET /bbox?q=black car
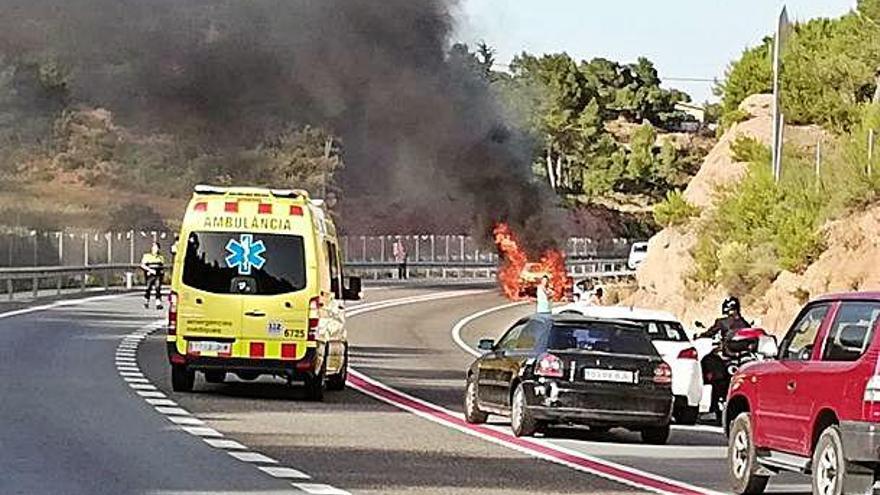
[464,314,674,443]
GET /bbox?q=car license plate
[583,368,635,383]
[188,341,231,354]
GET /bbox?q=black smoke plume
[0,0,562,250]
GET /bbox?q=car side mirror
[342,276,362,301]
[477,339,495,352]
[757,334,779,359]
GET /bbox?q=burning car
[493,223,569,301]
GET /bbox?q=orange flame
[493,223,569,301]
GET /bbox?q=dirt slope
[628,94,848,335]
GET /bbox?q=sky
[452,0,857,103]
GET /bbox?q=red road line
[348,370,716,495]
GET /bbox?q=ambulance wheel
[326,347,348,392]
[171,365,194,392]
[204,371,226,384]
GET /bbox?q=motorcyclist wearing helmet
[699,296,751,346]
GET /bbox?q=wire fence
[0,228,637,268]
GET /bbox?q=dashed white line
[229,452,278,464]
[124,377,151,383]
[136,390,166,398]
[128,383,158,391]
[144,398,177,406]
[292,483,351,495]
[166,416,205,426]
[257,466,311,479]
[203,438,248,450]
[155,406,190,416]
[180,426,223,438]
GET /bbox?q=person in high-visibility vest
[140,241,166,309]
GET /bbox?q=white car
[554,303,703,424]
[627,242,648,270]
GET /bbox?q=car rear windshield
[182,231,306,295]
[643,321,689,342]
[548,323,658,356]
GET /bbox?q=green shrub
[653,189,700,227]
[729,136,770,164]
[718,109,751,135]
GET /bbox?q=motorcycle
[693,322,779,423]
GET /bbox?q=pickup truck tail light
[865,376,880,402]
[535,353,564,378]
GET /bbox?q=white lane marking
[119,371,145,377]
[204,438,248,450]
[347,289,492,318]
[145,398,178,407]
[347,294,723,495]
[292,483,351,495]
[348,369,718,495]
[124,377,151,383]
[673,424,724,435]
[450,301,528,357]
[167,416,205,426]
[180,426,223,438]
[129,383,158,391]
[229,452,278,464]
[155,406,190,416]
[136,390,166,398]
[257,466,311,479]
[0,293,131,320]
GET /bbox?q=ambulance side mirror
[343,276,362,301]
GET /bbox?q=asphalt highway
[0,287,828,494]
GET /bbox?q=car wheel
[640,425,670,445]
[510,383,539,437]
[728,413,769,495]
[171,364,194,392]
[326,346,348,392]
[675,405,699,425]
[464,377,488,424]
[203,371,225,384]
[812,425,873,495]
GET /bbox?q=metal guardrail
[0,259,636,301]
[346,258,635,281]
[0,264,139,301]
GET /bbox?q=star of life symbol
[225,234,267,275]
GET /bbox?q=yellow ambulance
[167,185,361,401]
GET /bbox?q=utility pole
[771,5,790,183]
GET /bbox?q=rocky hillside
[627,94,847,335]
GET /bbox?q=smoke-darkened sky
[0,0,561,246]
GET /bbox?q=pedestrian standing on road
[590,287,605,306]
[393,237,408,280]
[140,241,166,310]
[536,275,553,314]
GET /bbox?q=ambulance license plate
[583,368,635,384]
[188,341,231,354]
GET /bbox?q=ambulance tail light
[168,291,178,335]
[193,202,207,212]
[308,296,321,340]
[225,201,238,213]
[258,203,272,214]
[289,205,304,216]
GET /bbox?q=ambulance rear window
[182,231,306,295]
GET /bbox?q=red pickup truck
[725,292,880,495]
